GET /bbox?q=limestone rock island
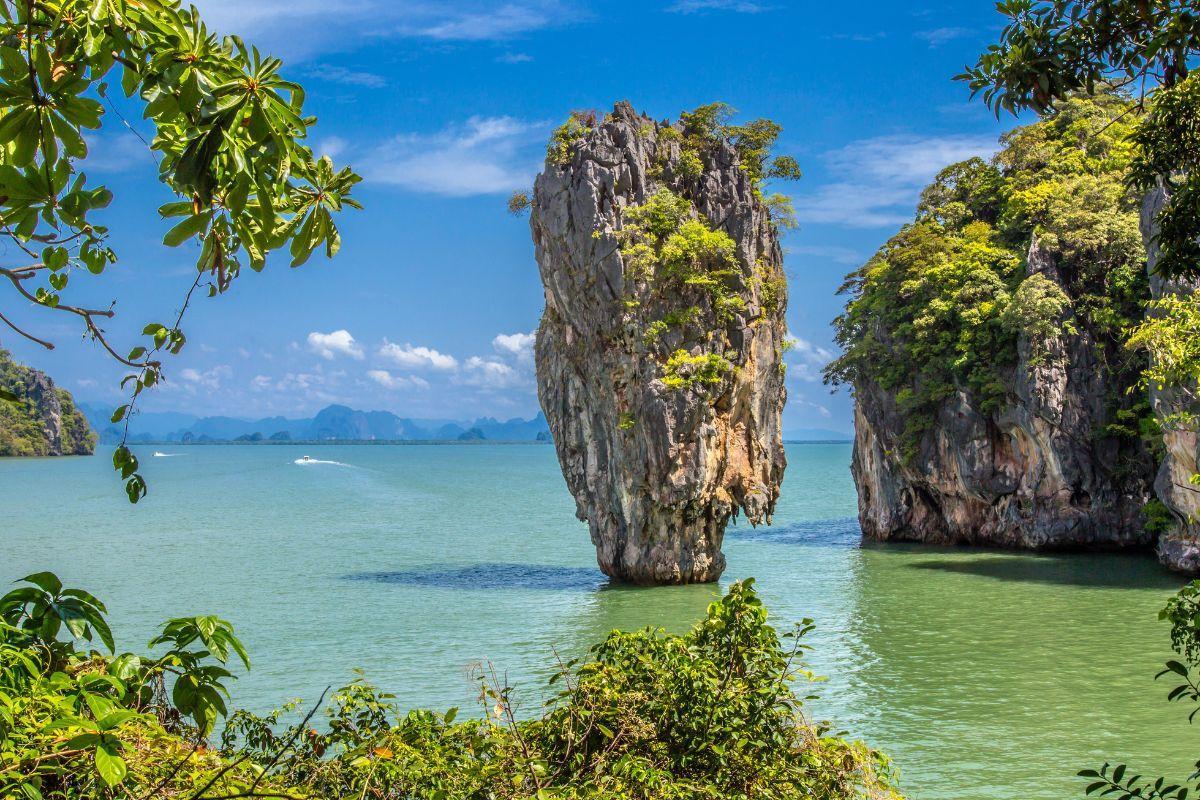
[530,102,790,585]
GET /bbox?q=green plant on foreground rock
[1079,580,1200,799]
[0,573,901,800]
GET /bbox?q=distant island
[72,401,850,446]
[77,402,554,444]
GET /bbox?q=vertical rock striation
[850,235,1155,549]
[1142,187,1200,573]
[531,102,788,585]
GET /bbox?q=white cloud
[667,0,771,12]
[792,134,999,228]
[189,1,574,58]
[915,27,973,47]
[367,369,431,390]
[308,329,365,360]
[304,64,386,88]
[315,136,349,160]
[378,340,459,370]
[492,331,536,360]
[251,374,273,390]
[177,365,232,390]
[497,52,534,63]
[82,133,155,173]
[790,245,864,266]
[367,116,545,196]
[418,4,559,40]
[785,335,836,383]
[793,398,833,418]
[460,356,526,389]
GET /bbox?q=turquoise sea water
[0,442,1190,799]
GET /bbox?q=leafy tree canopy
[0,0,360,500]
[960,0,1200,280]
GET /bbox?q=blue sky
[2,0,1024,432]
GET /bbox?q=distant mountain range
[782,428,852,442]
[78,402,553,444]
[76,402,850,445]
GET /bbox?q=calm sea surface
[0,443,1190,799]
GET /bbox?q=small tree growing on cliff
[0,0,360,502]
[959,0,1200,281]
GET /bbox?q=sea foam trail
[153,452,185,457]
[294,458,350,467]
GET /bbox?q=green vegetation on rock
[0,349,94,457]
[1,573,901,800]
[617,187,746,391]
[826,92,1150,460]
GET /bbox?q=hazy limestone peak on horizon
[75,401,851,444]
[77,402,554,444]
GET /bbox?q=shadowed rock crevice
[531,102,788,585]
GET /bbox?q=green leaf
[20,572,62,596]
[162,212,212,247]
[94,740,128,787]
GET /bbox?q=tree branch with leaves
[0,0,360,501]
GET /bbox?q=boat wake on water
[294,455,350,467]
[153,452,185,457]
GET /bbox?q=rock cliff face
[851,236,1156,548]
[531,102,788,585]
[1142,187,1200,573]
[0,349,95,457]
[836,95,1159,553]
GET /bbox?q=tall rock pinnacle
[530,102,789,585]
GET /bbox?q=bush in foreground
[1,575,900,799]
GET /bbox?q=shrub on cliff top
[0,573,901,800]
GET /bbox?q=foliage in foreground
[1079,580,1200,799]
[0,0,359,501]
[0,574,900,799]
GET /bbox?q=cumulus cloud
[791,134,999,228]
[459,356,525,389]
[307,330,365,360]
[492,331,536,360]
[175,365,233,390]
[366,116,545,197]
[378,340,459,370]
[367,369,431,390]
[785,335,836,383]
